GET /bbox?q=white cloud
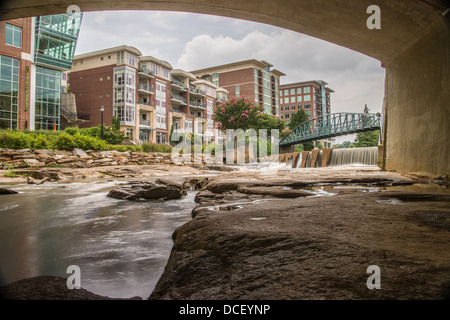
[75,11,385,143]
[177,29,385,115]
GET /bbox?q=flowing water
[0,179,197,299]
[295,146,378,168]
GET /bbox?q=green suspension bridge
[280,112,382,146]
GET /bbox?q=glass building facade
[33,13,82,130]
[0,56,19,129]
[35,66,61,130]
[34,13,82,70]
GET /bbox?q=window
[114,87,124,103]
[157,132,166,144]
[304,95,311,102]
[280,91,283,97]
[303,87,310,94]
[304,103,311,109]
[126,128,133,138]
[284,97,289,104]
[280,106,283,111]
[291,105,296,111]
[297,96,302,102]
[235,85,240,97]
[285,113,290,119]
[0,55,19,129]
[117,52,124,64]
[5,24,22,47]
[290,89,295,95]
[285,105,289,111]
[100,57,104,61]
[114,69,125,86]
[34,66,61,131]
[284,89,289,96]
[290,96,295,103]
[297,88,302,94]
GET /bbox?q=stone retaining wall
[0,148,228,170]
[0,148,174,169]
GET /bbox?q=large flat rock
[149,181,450,299]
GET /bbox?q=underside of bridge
[1,0,449,177]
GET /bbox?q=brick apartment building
[69,45,228,145]
[0,13,83,131]
[191,59,285,117]
[279,80,334,148]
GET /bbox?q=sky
[74,10,386,143]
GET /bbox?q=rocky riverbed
[1,165,449,299]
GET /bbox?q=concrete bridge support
[1,0,448,177]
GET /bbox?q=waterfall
[315,150,323,168]
[328,146,378,166]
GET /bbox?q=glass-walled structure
[33,12,82,131]
[0,56,19,129]
[34,13,82,70]
[34,66,61,130]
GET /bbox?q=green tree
[288,109,315,151]
[252,113,286,137]
[288,108,309,129]
[214,96,262,131]
[112,116,121,131]
[354,130,379,147]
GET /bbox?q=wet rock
[150,185,450,300]
[0,276,141,300]
[107,179,186,201]
[26,177,51,185]
[237,186,313,198]
[0,188,18,194]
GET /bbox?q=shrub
[64,127,79,135]
[142,143,172,153]
[72,133,108,151]
[0,130,30,149]
[50,133,77,150]
[32,134,50,149]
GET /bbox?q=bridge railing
[280,112,381,146]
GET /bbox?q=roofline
[192,79,219,89]
[190,59,276,74]
[140,56,173,70]
[74,45,142,60]
[280,80,334,92]
[171,69,198,81]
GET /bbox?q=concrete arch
[1,0,449,177]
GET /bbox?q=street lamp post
[100,105,104,140]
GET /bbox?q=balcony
[171,79,187,91]
[189,100,206,109]
[171,94,187,105]
[138,68,154,78]
[189,87,206,96]
[139,118,151,127]
[138,84,154,95]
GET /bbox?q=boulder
[0,276,141,300]
[107,179,186,201]
[73,148,88,157]
[237,186,314,198]
[0,188,18,194]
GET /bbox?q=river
[0,178,197,299]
